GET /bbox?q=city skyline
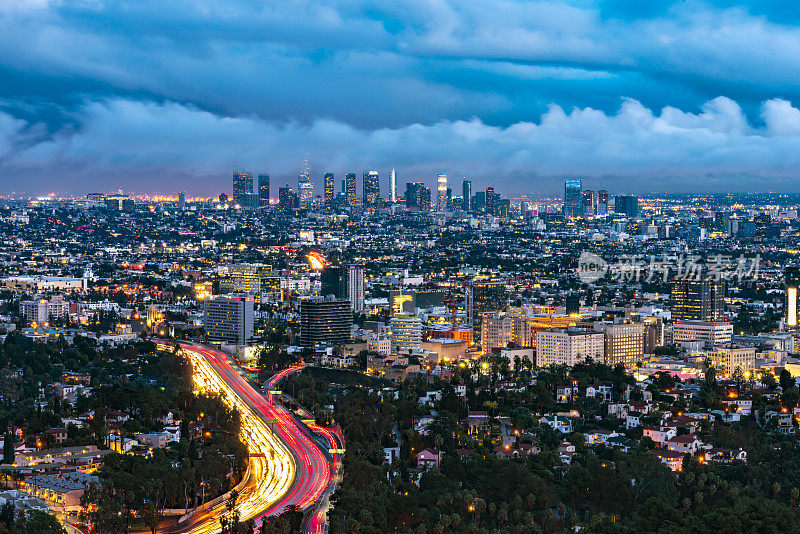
[3,2,800,194]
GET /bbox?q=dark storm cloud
[1,0,800,194]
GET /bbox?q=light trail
[153,341,335,534]
[155,340,296,534]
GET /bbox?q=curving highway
[154,341,335,533]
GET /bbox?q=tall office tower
[670,278,726,322]
[232,170,253,205]
[467,279,507,329]
[278,185,295,210]
[563,179,583,217]
[321,265,348,299]
[418,185,432,210]
[345,173,357,206]
[390,169,396,202]
[405,182,422,208]
[473,191,486,212]
[323,173,335,207]
[105,192,134,212]
[594,322,645,367]
[786,267,800,331]
[462,179,472,211]
[299,296,353,346]
[229,263,273,293]
[485,187,496,215]
[347,264,365,313]
[597,189,609,215]
[257,174,270,207]
[204,294,254,345]
[582,190,595,215]
[363,171,380,206]
[178,191,186,210]
[298,163,313,208]
[754,212,771,237]
[614,195,639,217]
[321,264,364,313]
[436,172,448,212]
[389,314,423,352]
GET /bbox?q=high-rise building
[480,312,512,352]
[390,314,423,353]
[178,191,186,211]
[321,264,364,313]
[258,174,270,207]
[582,190,595,215]
[462,180,472,211]
[19,295,69,324]
[536,329,605,367]
[323,173,335,207]
[232,170,253,205]
[299,296,353,347]
[229,264,273,294]
[436,172,448,212]
[473,191,486,212]
[594,322,645,367]
[785,267,800,331]
[672,320,733,345]
[278,185,297,210]
[105,192,134,212]
[345,173,357,206]
[485,187,496,216]
[390,169,396,202]
[597,189,609,215]
[754,212,771,237]
[405,182,431,209]
[614,195,639,217]
[298,164,313,208]
[670,278,725,322]
[418,185,432,210]
[468,280,507,328]
[363,171,380,206]
[347,264,365,313]
[321,266,348,300]
[204,294,254,345]
[564,179,583,217]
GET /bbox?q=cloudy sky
[3,0,800,196]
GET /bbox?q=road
[154,341,335,533]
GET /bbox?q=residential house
[653,450,684,472]
[539,415,575,434]
[416,448,442,469]
[642,426,677,446]
[666,434,703,454]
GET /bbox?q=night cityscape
[3,2,800,534]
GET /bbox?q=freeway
[154,341,334,533]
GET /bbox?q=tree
[780,369,795,392]
[2,434,13,464]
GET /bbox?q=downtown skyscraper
[462,179,472,211]
[363,171,380,206]
[436,172,447,212]
[345,173,357,206]
[232,170,253,205]
[298,160,313,208]
[564,179,583,218]
[324,172,335,207]
[258,174,270,207]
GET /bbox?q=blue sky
[2,0,800,195]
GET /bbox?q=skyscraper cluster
[562,178,633,218]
